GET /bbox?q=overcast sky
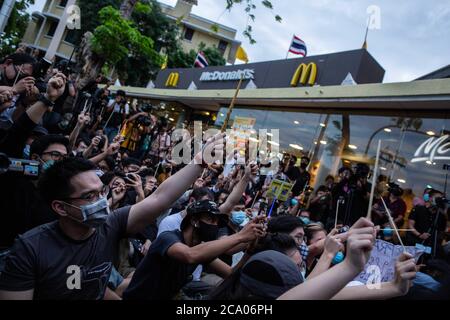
[28,0,450,83]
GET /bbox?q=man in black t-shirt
[123,200,265,300]
[0,133,226,300]
[407,190,448,248]
[284,156,311,197]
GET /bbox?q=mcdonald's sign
[290,62,317,87]
[165,72,180,87]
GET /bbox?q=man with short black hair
[123,199,265,300]
[407,190,448,249]
[284,156,311,197]
[0,133,226,300]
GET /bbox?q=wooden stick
[367,139,382,220]
[221,75,244,133]
[12,65,24,87]
[250,191,260,209]
[380,196,406,252]
[334,198,343,230]
[383,229,415,232]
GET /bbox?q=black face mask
[300,163,308,170]
[197,220,219,242]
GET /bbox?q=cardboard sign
[266,179,293,202]
[353,239,424,284]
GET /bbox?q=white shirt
[107,99,129,114]
[157,211,184,237]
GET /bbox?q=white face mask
[64,196,110,228]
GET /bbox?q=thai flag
[194,51,209,68]
[288,35,307,57]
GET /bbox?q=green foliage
[0,0,34,57]
[78,0,122,36]
[90,5,161,86]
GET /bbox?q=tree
[78,0,121,36]
[0,0,34,57]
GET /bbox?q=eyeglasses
[42,151,67,161]
[63,185,110,202]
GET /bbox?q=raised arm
[126,133,225,234]
[219,163,258,214]
[278,218,376,300]
[332,252,416,300]
[167,218,264,265]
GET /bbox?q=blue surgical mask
[382,228,394,237]
[41,159,55,171]
[64,196,111,228]
[291,198,298,206]
[23,144,30,159]
[332,252,344,265]
[423,194,430,202]
[231,211,247,226]
[300,217,310,225]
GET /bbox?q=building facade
[22,0,78,60]
[159,0,240,64]
[112,48,450,197]
[21,0,240,63]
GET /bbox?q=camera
[0,153,40,179]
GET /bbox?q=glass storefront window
[214,106,450,197]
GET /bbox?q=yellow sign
[266,179,293,202]
[290,62,317,87]
[165,72,179,87]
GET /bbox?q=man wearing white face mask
[0,133,226,300]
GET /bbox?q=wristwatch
[38,93,55,108]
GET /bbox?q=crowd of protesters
[0,50,449,300]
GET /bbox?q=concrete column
[44,0,76,61]
[0,0,15,34]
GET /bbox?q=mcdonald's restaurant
[117,48,450,197]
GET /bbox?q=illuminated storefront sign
[200,69,255,82]
[411,135,450,163]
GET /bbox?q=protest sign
[266,179,293,202]
[354,239,424,284]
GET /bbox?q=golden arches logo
[165,72,180,87]
[290,63,317,87]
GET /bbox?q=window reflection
[215,106,450,197]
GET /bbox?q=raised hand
[324,228,344,257]
[342,217,376,273]
[238,215,266,242]
[392,252,416,295]
[46,73,67,101]
[13,76,35,95]
[194,132,225,166]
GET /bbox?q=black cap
[181,199,228,230]
[240,250,304,299]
